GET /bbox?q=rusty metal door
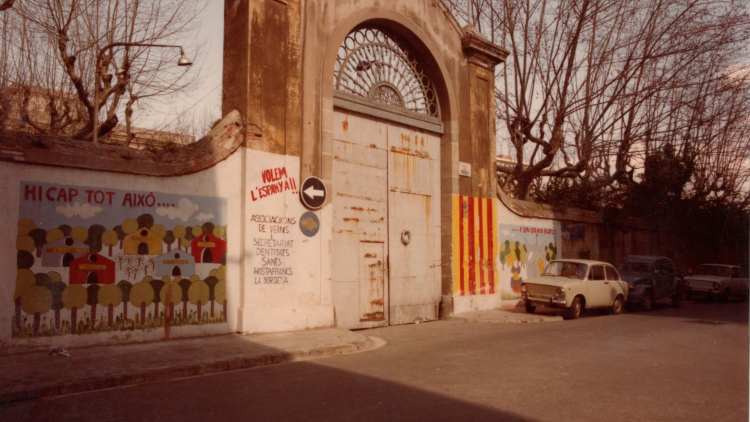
[331,111,389,328]
[387,124,441,324]
[359,242,386,322]
[331,110,440,328]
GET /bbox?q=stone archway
[329,24,445,329]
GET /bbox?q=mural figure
[498,224,558,297]
[13,182,229,339]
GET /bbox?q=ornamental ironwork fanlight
[333,26,440,118]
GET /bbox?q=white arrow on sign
[304,186,325,199]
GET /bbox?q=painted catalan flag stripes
[452,195,499,296]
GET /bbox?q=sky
[138,2,225,136]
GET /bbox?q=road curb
[445,309,564,324]
[0,335,380,405]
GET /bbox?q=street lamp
[93,42,192,143]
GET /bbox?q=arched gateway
[224,0,508,333]
[329,25,444,328]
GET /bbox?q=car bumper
[522,294,567,308]
[686,286,718,295]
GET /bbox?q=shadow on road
[1,359,542,422]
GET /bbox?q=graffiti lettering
[250,215,297,225]
[24,185,81,203]
[252,233,293,286]
[261,167,288,183]
[513,226,555,235]
[252,238,294,248]
[251,167,298,202]
[255,247,290,257]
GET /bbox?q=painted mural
[498,224,557,299]
[452,196,499,296]
[13,182,228,338]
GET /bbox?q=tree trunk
[36,245,42,257]
[154,301,160,322]
[183,300,188,320]
[223,300,227,321]
[169,303,175,323]
[90,304,97,328]
[34,312,40,335]
[167,243,171,252]
[55,309,61,330]
[197,300,202,321]
[108,304,114,328]
[140,303,146,325]
[71,307,78,334]
[210,300,215,318]
[123,302,128,322]
[15,298,21,331]
[109,245,113,256]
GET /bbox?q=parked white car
[684,264,749,302]
[521,259,629,320]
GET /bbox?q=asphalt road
[2,300,748,422]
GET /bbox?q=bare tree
[444,0,750,203]
[0,0,205,141]
[0,0,15,12]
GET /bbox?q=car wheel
[742,290,749,302]
[641,290,653,312]
[525,302,536,314]
[671,291,684,308]
[564,297,582,320]
[611,295,624,315]
[685,290,692,300]
[719,288,731,303]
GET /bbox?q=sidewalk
[0,328,381,404]
[446,306,564,324]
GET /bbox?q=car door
[586,265,611,307]
[605,265,626,299]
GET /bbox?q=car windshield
[694,265,731,277]
[542,261,588,280]
[618,261,652,273]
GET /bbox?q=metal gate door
[331,111,441,328]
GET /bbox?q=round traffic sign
[300,176,327,210]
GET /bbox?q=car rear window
[618,261,651,273]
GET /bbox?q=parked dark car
[617,255,684,311]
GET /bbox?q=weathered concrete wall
[240,149,334,333]
[496,187,744,278]
[0,114,245,352]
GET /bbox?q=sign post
[300,176,327,210]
